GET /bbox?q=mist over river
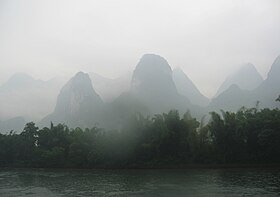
[0,168,280,196]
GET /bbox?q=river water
[0,168,280,196]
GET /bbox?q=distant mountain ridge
[266,55,280,83]
[215,63,263,97]
[254,55,280,108]
[209,84,255,112]
[209,56,280,112]
[89,71,132,102]
[172,68,209,106]
[0,72,43,91]
[40,72,104,128]
[130,54,193,114]
[0,116,26,134]
[0,73,66,121]
[1,54,280,131]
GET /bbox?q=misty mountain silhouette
[40,72,104,128]
[210,56,280,112]
[89,71,131,102]
[254,55,280,108]
[0,73,43,91]
[0,73,65,122]
[1,54,280,131]
[267,55,280,83]
[0,116,25,134]
[130,54,193,114]
[173,68,209,106]
[209,84,255,112]
[215,63,263,97]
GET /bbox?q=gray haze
[214,63,263,97]
[0,0,280,97]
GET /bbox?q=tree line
[0,105,280,168]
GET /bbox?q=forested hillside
[1,101,279,168]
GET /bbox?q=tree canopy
[0,106,280,168]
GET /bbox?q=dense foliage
[0,106,280,168]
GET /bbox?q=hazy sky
[0,0,279,97]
